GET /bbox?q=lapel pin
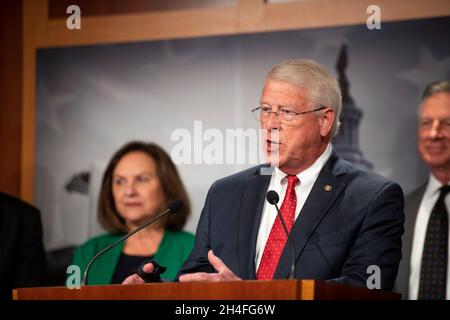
[324,185,333,192]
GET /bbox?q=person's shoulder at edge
[0,192,40,215]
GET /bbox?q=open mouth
[266,140,281,156]
[267,139,281,146]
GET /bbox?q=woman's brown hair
[98,141,191,233]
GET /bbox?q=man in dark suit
[0,192,48,299]
[124,59,404,290]
[395,81,450,300]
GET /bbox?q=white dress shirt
[254,143,332,271]
[409,174,450,300]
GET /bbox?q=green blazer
[70,230,195,285]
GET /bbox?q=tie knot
[286,175,299,188]
[440,185,450,197]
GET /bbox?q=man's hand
[122,262,154,285]
[179,250,241,282]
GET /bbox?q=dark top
[111,253,154,284]
[0,193,48,299]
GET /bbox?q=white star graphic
[398,45,450,91]
[37,83,74,134]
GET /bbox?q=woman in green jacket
[70,141,195,285]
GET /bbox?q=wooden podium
[13,280,400,300]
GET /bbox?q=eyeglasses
[251,106,326,123]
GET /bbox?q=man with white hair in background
[396,81,450,300]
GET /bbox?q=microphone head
[266,190,279,205]
[167,200,183,214]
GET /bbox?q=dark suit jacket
[0,193,48,299]
[178,152,405,290]
[394,183,427,299]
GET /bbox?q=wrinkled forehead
[113,151,156,176]
[420,92,450,118]
[260,79,311,107]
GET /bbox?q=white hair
[418,80,450,114]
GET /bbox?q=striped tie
[257,175,299,280]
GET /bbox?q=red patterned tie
[257,175,299,280]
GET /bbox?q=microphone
[266,190,296,279]
[81,199,183,286]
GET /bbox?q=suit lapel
[237,166,272,279]
[396,182,427,297]
[274,152,347,279]
[403,183,427,260]
[403,183,426,261]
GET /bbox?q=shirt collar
[427,173,450,196]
